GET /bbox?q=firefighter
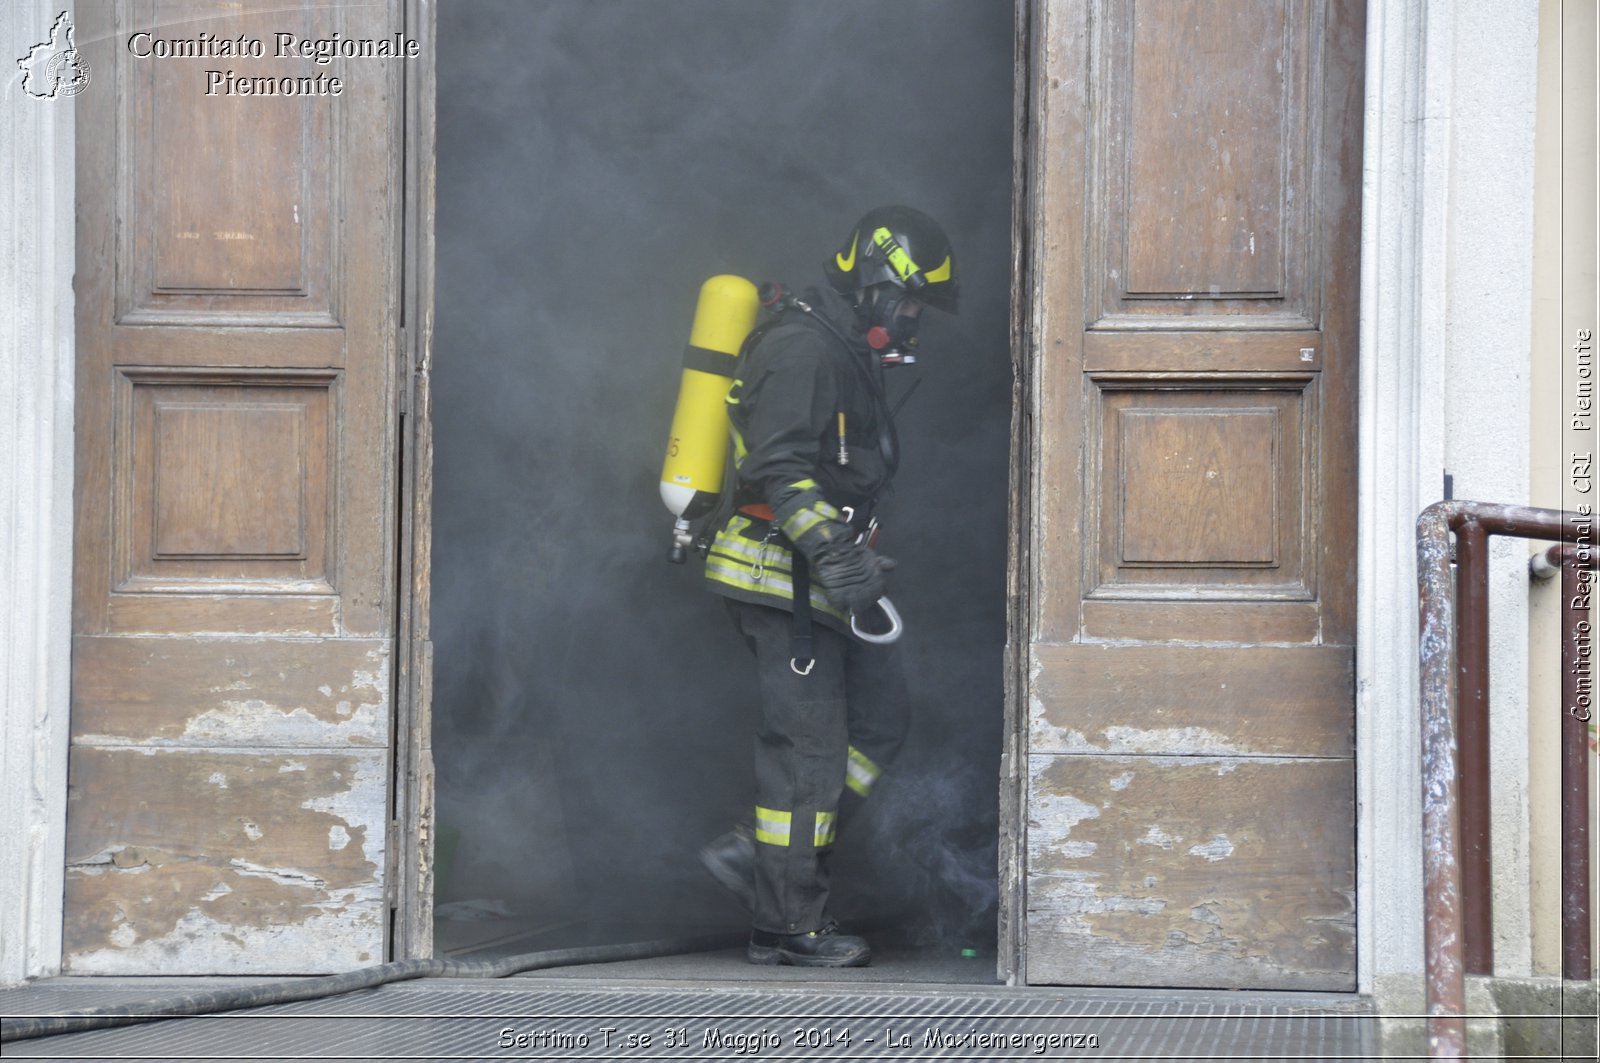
[698,206,959,967]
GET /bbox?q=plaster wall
[1438,0,1540,978]
[1528,0,1599,978]
[1359,0,1541,1001]
[0,0,75,988]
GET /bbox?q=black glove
[810,539,895,615]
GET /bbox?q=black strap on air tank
[681,344,739,376]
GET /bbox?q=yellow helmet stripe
[835,231,859,274]
[924,254,953,284]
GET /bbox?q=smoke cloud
[433,0,1014,948]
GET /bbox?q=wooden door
[64,0,404,973]
[1011,0,1363,989]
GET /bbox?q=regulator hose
[1,930,745,1044]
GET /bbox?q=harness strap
[789,549,816,675]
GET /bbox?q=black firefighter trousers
[727,599,910,936]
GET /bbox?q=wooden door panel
[116,370,336,594]
[1091,0,1319,327]
[1091,377,1317,600]
[70,638,390,747]
[68,0,401,974]
[1078,598,1322,643]
[1117,406,1281,565]
[1031,644,1354,758]
[121,0,338,327]
[1020,0,1362,989]
[1027,755,1355,989]
[1084,331,1325,373]
[63,747,387,974]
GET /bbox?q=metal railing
[1531,542,1596,983]
[1416,501,1593,1060]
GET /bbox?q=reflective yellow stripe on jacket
[704,515,847,622]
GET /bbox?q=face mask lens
[888,298,921,346]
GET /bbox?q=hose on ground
[1,931,746,1043]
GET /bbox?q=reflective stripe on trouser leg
[837,632,911,833]
[754,806,791,846]
[845,746,882,798]
[813,810,838,848]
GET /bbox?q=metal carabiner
[751,523,779,584]
[850,596,904,645]
[790,658,815,676]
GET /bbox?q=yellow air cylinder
[661,274,759,560]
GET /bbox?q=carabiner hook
[850,597,904,645]
[790,658,816,676]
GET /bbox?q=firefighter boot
[747,922,871,968]
[698,825,755,912]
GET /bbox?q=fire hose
[1,931,745,1043]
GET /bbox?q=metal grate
[2,978,1378,1060]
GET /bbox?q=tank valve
[667,518,694,564]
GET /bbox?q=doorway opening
[426,0,1017,979]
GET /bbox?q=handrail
[1416,501,1590,1061]
[1531,542,1596,982]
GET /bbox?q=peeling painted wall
[1026,755,1356,989]
[62,642,392,974]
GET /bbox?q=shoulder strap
[779,296,901,483]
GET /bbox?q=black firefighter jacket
[704,286,897,630]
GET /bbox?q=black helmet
[823,205,959,315]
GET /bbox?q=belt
[738,501,875,541]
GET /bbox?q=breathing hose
[1,930,746,1043]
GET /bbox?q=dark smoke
[433,0,1013,949]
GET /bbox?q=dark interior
[430,0,1015,974]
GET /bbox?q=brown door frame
[998,0,1038,987]
[392,0,438,961]
[389,1,1038,967]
